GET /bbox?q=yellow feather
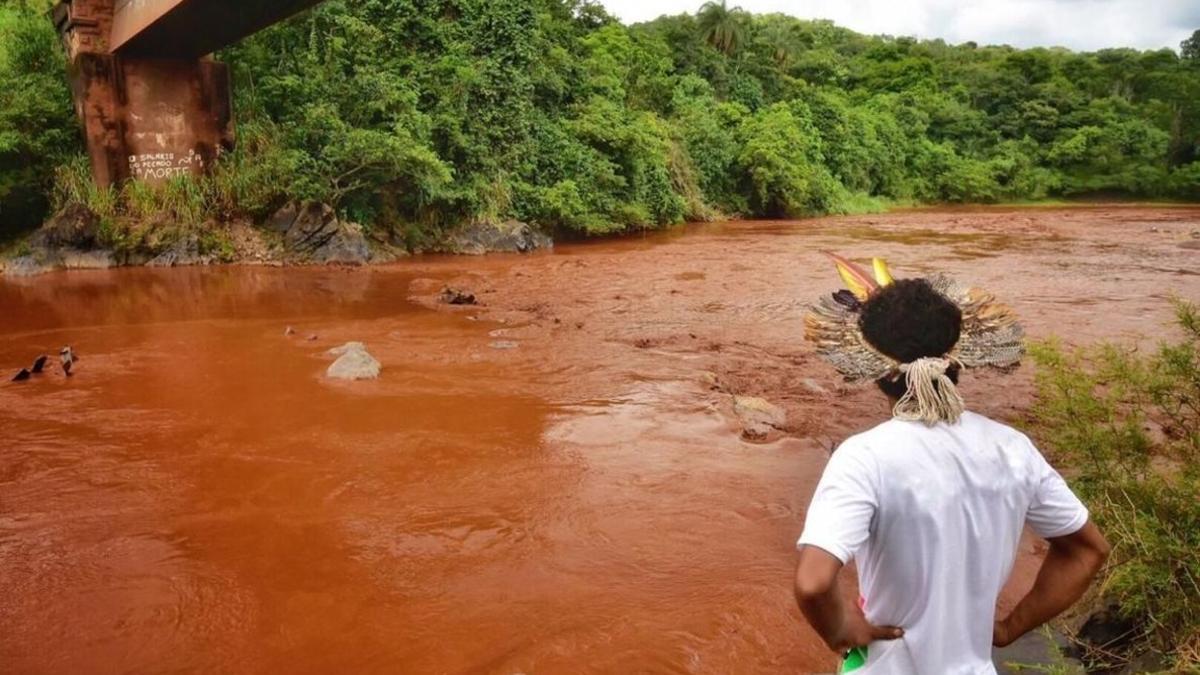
[823,252,877,301]
[872,258,895,286]
[835,265,870,300]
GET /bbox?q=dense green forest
[2,0,1200,243]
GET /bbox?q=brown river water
[1,207,1197,674]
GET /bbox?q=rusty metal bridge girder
[110,0,325,58]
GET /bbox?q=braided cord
[893,357,966,425]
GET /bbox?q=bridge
[54,0,324,187]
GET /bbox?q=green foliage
[0,3,81,237]
[736,102,846,216]
[6,0,1200,242]
[1029,300,1200,669]
[1182,30,1200,62]
[696,0,746,56]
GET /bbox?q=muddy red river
[1,207,1197,674]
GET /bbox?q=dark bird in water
[30,355,48,374]
[12,368,31,382]
[60,346,77,376]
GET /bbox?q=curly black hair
[859,278,963,399]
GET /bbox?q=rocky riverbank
[1,201,553,277]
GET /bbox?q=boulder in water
[448,220,552,255]
[60,346,77,376]
[147,233,208,267]
[326,342,381,380]
[28,204,101,250]
[733,396,786,441]
[3,256,51,277]
[440,287,477,305]
[273,201,371,265]
[6,205,110,275]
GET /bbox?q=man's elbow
[1087,533,1112,571]
[1060,524,1111,575]
[794,572,837,601]
[793,545,844,604]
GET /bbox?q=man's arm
[794,545,903,653]
[993,521,1111,647]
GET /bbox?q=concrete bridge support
[54,0,232,187]
[53,0,322,188]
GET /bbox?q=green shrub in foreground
[1029,300,1200,670]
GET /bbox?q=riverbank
[5,200,1199,278]
[0,200,559,277]
[3,206,1197,673]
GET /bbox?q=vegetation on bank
[1029,301,1200,671]
[2,1,1200,245]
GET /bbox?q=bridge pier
[54,0,233,188]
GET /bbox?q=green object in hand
[840,646,867,672]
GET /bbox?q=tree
[696,0,746,56]
[1182,29,1200,62]
[757,17,798,68]
[0,4,80,236]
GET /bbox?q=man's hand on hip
[795,545,904,654]
[828,606,904,652]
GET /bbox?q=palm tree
[697,0,746,56]
[759,20,798,68]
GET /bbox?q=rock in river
[440,287,477,305]
[272,201,371,265]
[448,220,552,255]
[733,395,786,441]
[28,204,101,250]
[3,256,51,277]
[326,342,381,380]
[5,205,112,276]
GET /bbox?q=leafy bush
[1029,300,1200,670]
[736,102,846,217]
[0,4,81,238]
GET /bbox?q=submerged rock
[733,395,786,441]
[5,205,115,275]
[273,201,371,265]
[326,342,381,380]
[60,346,76,376]
[59,249,115,270]
[3,256,51,277]
[800,378,829,395]
[147,233,208,267]
[440,287,477,305]
[448,220,552,255]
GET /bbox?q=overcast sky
[602,0,1199,53]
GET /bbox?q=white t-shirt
[796,411,1088,675]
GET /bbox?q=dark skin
[993,521,1110,647]
[794,395,1111,656]
[794,545,902,653]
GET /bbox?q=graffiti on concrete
[127,149,204,181]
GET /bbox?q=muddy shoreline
[2,206,1198,674]
[5,202,1198,278]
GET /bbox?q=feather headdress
[804,253,1024,423]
